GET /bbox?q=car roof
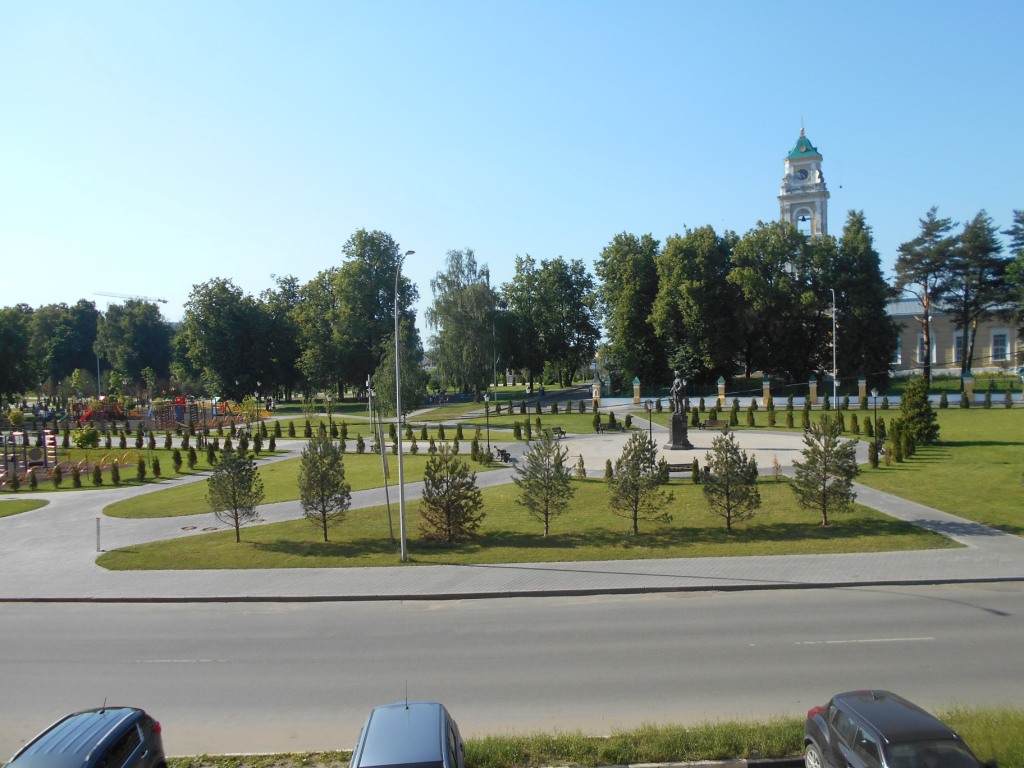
[6,708,141,768]
[356,702,447,768]
[833,691,960,743]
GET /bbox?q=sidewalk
[2,427,1022,602]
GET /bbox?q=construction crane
[94,291,168,304]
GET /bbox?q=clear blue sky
[3,1,1022,330]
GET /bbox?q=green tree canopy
[651,226,740,383]
[945,211,1011,380]
[831,211,898,389]
[426,249,496,397]
[791,416,859,527]
[898,375,940,446]
[419,445,485,545]
[206,446,265,542]
[895,207,958,385]
[299,434,352,542]
[513,434,575,536]
[95,299,171,391]
[595,232,664,384]
[608,432,673,535]
[701,429,761,531]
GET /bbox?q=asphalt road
[3,583,1022,758]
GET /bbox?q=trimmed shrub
[91,464,103,486]
[71,465,81,487]
[52,464,64,489]
[111,461,121,486]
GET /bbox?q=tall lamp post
[395,249,415,563]
[871,388,880,451]
[830,288,838,406]
[645,399,654,444]
[326,393,333,434]
[483,392,491,454]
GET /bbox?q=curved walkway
[1,423,1022,601]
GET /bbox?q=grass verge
[164,706,1022,768]
[0,499,48,518]
[97,478,954,569]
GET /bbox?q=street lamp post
[326,393,333,434]
[645,399,654,444]
[395,249,415,563]
[484,392,491,454]
[871,387,880,451]
[830,288,838,406]
[256,381,261,431]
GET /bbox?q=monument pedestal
[667,412,693,449]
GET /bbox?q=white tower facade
[779,129,829,237]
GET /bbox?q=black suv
[4,707,165,768]
[804,690,993,768]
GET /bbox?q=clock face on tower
[796,168,809,181]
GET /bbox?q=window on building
[954,332,964,364]
[992,331,1009,362]
[916,333,936,364]
[892,343,902,366]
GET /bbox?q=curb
[1,576,1021,604]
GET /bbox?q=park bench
[700,419,728,430]
[597,422,626,434]
[550,426,567,439]
[666,463,693,475]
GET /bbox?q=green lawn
[96,478,955,569]
[855,409,1024,534]
[104,451,499,518]
[0,499,48,518]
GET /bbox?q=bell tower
[779,128,829,237]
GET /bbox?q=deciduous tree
[426,249,496,397]
[595,233,665,385]
[651,226,740,383]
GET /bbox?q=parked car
[349,701,464,768]
[804,690,994,768]
[4,707,165,768]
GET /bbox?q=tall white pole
[831,288,838,405]
[395,249,414,563]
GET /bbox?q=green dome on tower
[787,128,820,159]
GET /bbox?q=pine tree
[207,447,264,542]
[299,434,351,542]
[419,446,484,545]
[608,432,673,535]
[513,435,575,536]
[791,416,859,526]
[701,429,760,531]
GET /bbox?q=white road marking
[795,637,935,645]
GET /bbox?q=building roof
[787,129,820,160]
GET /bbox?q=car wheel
[805,742,825,768]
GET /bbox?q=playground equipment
[0,429,59,487]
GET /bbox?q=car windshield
[884,739,978,768]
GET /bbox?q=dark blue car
[4,708,165,768]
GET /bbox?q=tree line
[2,209,1022,406]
